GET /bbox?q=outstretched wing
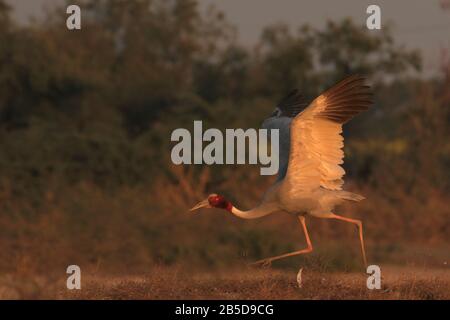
[283,75,372,191]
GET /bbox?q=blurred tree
[0,0,10,30]
[74,0,234,136]
[314,19,421,86]
[193,45,250,103]
[258,24,317,98]
[0,0,433,203]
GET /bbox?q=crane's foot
[249,258,274,268]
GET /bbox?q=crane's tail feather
[339,191,365,202]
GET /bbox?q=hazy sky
[7,0,450,74]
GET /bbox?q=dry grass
[1,265,448,300]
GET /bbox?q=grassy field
[1,265,448,300]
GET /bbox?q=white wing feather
[284,75,372,192]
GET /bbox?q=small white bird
[190,75,372,268]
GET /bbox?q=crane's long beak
[189,199,210,212]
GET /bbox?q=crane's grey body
[261,116,292,181]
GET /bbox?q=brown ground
[1,265,448,300]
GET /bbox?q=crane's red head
[189,193,232,212]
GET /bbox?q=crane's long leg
[251,215,313,267]
[329,213,367,268]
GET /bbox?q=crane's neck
[228,203,277,220]
[207,194,278,220]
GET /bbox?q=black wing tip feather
[319,75,373,124]
[277,89,308,118]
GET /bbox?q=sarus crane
[190,75,373,268]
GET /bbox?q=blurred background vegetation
[0,0,448,275]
